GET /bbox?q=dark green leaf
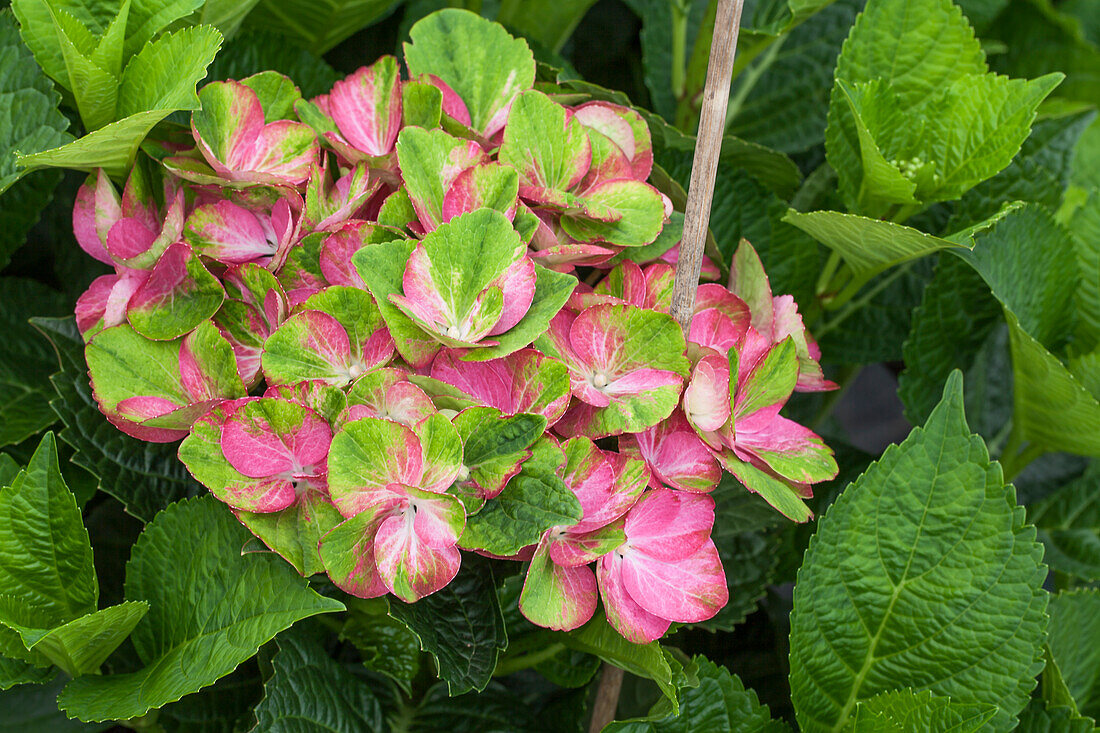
[606,655,788,732]
[203,29,339,99]
[388,554,506,695]
[250,630,384,732]
[0,279,68,447]
[246,0,405,54]
[789,373,1049,732]
[33,316,202,522]
[1029,465,1100,581]
[1047,589,1100,719]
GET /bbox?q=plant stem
[493,642,566,677]
[588,664,625,732]
[724,34,785,128]
[670,0,690,101]
[816,262,914,336]
[816,251,842,297]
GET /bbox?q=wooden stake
[669,0,746,333]
[588,663,625,732]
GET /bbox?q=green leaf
[250,630,384,732]
[945,109,1097,232]
[459,436,581,556]
[789,373,1049,732]
[957,204,1100,456]
[0,601,148,677]
[339,599,420,694]
[606,655,788,732]
[236,490,342,578]
[245,0,402,54]
[116,25,223,118]
[834,0,986,107]
[1047,589,1100,719]
[986,0,1100,106]
[388,554,506,695]
[203,29,339,99]
[727,1,859,155]
[898,255,1004,428]
[125,0,205,58]
[0,675,110,732]
[404,8,536,135]
[782,209,968,281]
[57,496,345,722]
[848,689,997,732]
[1017,697,1097,733]
[50,7,118,132]
[0,279,68,447]
[0,433,97,627]
[556,614,680,715]
[1067,188,1100,350]
[19,109,172,179]
[0,9,70,195]
[0,653,56,690]
[186,0,263,39]
[495,0,598,53]
[33,317,202,522]
[1029,466,1100,581]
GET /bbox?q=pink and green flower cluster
[71,9,837,642]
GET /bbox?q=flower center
[592,371,609,388]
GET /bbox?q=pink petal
[624,488,713,561]
[603,368,683,397]
[116,395,181,422]
[427,75,472,127]
[185,200,274,264]
[487,256,535,335]
[621,538,727,623]
[220,401,332,478]
[399,243,452,327]
[597,552,671,643]
[520,539,598,632]
[328,60,403,157]
[623,411,720,493]
[683,354,731,432]
[318,222,374,287]
[375,510,461,602]
[72,170,118,264]
[105,217,157,263]
[75,275,117,335]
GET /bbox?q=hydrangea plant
[66,8,837,644]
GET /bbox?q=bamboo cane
[588,2,745,729]
[668,0,746,334]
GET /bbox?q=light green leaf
[124,0,205,58]
[834,0,986,107]
[1029,465,1100,581]
[49,7,118,132]
[245,0,402,54]
[782,209,967,281]
[1047,589,1100,719]
[0,9,71,195]
[57,496,345,722]
[19,109,172,178]
[116,25,223,118]
[0,601,148,677]
[459,436,580,556]
[1067,189,1100,350]
[0,433,97,627]
[1016,697,1097,733]
[848,689,997,732]
[463,264,576,362]
[789,373,1049,732]
[236,490,342,578]
[404,8,535,135]
[250,630,384,732]
[388,554,506,695]
[605,655,788,732]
